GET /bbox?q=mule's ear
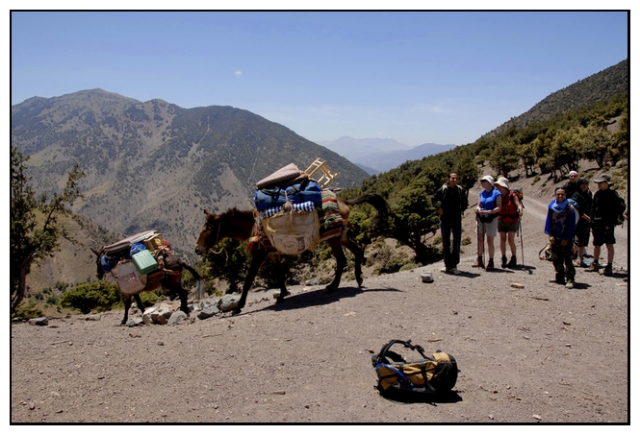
[203,209,209,215]
[91,248,101,256]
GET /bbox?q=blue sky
[10,10,629,147]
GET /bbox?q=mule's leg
[272,254,289,303]
[343,236,364,287]
[133,293,145,313]
[177,288,190,315]
[121,295,132,325]
[234,249,268,314]
[326,238,347,290]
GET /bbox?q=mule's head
[195,209,221,256]
[91,248,105,280]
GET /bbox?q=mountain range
[318,137,457,174]
[11,90,369,266]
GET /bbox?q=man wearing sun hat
[588,174,626,276]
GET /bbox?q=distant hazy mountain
[357,143,457,173]
[356,163,380,176]
[11,89,370,265]
[317,136,410,162]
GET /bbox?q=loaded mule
[92,234,205,325]
[194,193,389,315]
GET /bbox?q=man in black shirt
[431,172,469,274]
[588,174,625,276]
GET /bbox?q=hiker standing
[562,170,580,199]
[431,172,469,275]
[571,178,592,268]
[495,177,523,268]
[473,175,502,271]
[588,174,625,276]
[544,187,578,288]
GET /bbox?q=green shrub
[61,281,121,314]
[12,301,45,320]
[400,262,419,271]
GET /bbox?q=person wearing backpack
[473,175,502,271]
[588,174,626,276]
[571,178,592,268]
[495,177,523,268]
[431,172,469,275]
[544,187,579,288]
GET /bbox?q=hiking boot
[501,256,507,268]
[440,266,448,273]
[565,280,575,289]
[472,257,484,268]
[507,256,517,268]
[603,264,613,276]
[449,267,461,275]
[555,274,565,285]
[587,262,600,272]
[486,258,495,271]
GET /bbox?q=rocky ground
[10,173,630,424]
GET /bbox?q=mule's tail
[344,193,390,223]
[182,263,206,300]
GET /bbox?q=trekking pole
[519,219,525,268]
[482,220,486,269]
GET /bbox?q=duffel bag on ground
[372,339,458,401]
[254,179,322,211]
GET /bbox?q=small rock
[272,390,286,395]
[168,310,188,325]
[305,278,322,286]
[28,317,48,326]
[151,313,168,325]
[511,283,525,289]
[84,314,102,321]
[533,414,542,421]
[126,317,144,327]
[197,305,220,320]
[218,294,240,312]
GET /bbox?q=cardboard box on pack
[132,249,159,275]
[113,261,146,294]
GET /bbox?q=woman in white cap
[473,175,502,270]
[495,177,523,268]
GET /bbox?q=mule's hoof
[324,285,338,292]
[356,278,363,287]
[231,308,242,316]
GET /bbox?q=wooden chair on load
[305,158,338,189]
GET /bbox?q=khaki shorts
[476,218,498,237]
[498,220,519,233]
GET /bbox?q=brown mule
[194,193,389,314]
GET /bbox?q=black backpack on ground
[372,339,458,402]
